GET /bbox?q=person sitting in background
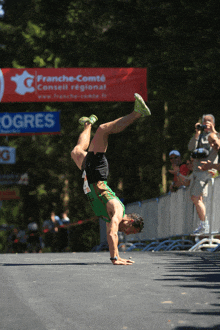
[7,227,22,253]
[168,150,190,192]
[50,211,63,252]
[42,217,54,250]
[61,212,70,225]
[171,158,194,187]
[27,217,41,253]
[50,211,62,232]
[17,227,27,253]
[57,212,71,252]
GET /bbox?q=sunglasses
[169,156,178,160]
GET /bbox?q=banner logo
[0,68,147,103]
[11,70,35,95]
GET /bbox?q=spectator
[42,217,54,250]
[168,150,190,192]
[188,114,219,234]
[199,133,220,172]
[6,227,27,253]
[27,217,41,252]
[172,158,194,187]
[57,212,70,252]
[27,217,38,232]
[61,212,70,225]
[50,211,62,232]
[8,227,20,253]
[17,227,27,253]
[50,211,63,252]
[208,132,220,156]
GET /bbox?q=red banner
[0,188,20,200]
[0,68,147,103]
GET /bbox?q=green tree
[0,0,220,233]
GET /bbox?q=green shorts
[86,181,125,222]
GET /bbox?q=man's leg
[89,93,150,153]
[191,194,208,234]
[190,170,212,234]
[191,195,206,221]
[89,111,142,154]
[71,122,92,170]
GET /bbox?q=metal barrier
[212,176,220,233]
[125,176,220,251]
[189,177,220,251]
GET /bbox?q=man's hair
[128,213,144,232]
[202,114,215,124]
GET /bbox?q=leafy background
[0,0,220,234]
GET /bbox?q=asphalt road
[1,251,220,330]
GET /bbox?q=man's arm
[169,165,191,187]
[106,216,120,260]
[106,199,134,265]
[188,122,201,151]
[206,121,217,134]
[198,160,220,172]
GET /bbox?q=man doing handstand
[71,93,151,265]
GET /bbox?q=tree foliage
[0,0,220,230]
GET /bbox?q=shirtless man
[199,132,220,172]
[71,93,151,265]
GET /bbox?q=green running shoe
[89,114,98,124]
[79,114,98,126]
[134,93,151,117]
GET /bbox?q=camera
[191,148,209,159]
[196,124,207,130]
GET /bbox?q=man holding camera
[188,114,218,234]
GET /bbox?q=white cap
[169,150,181,157]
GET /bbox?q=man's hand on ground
[112,258,135,265]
